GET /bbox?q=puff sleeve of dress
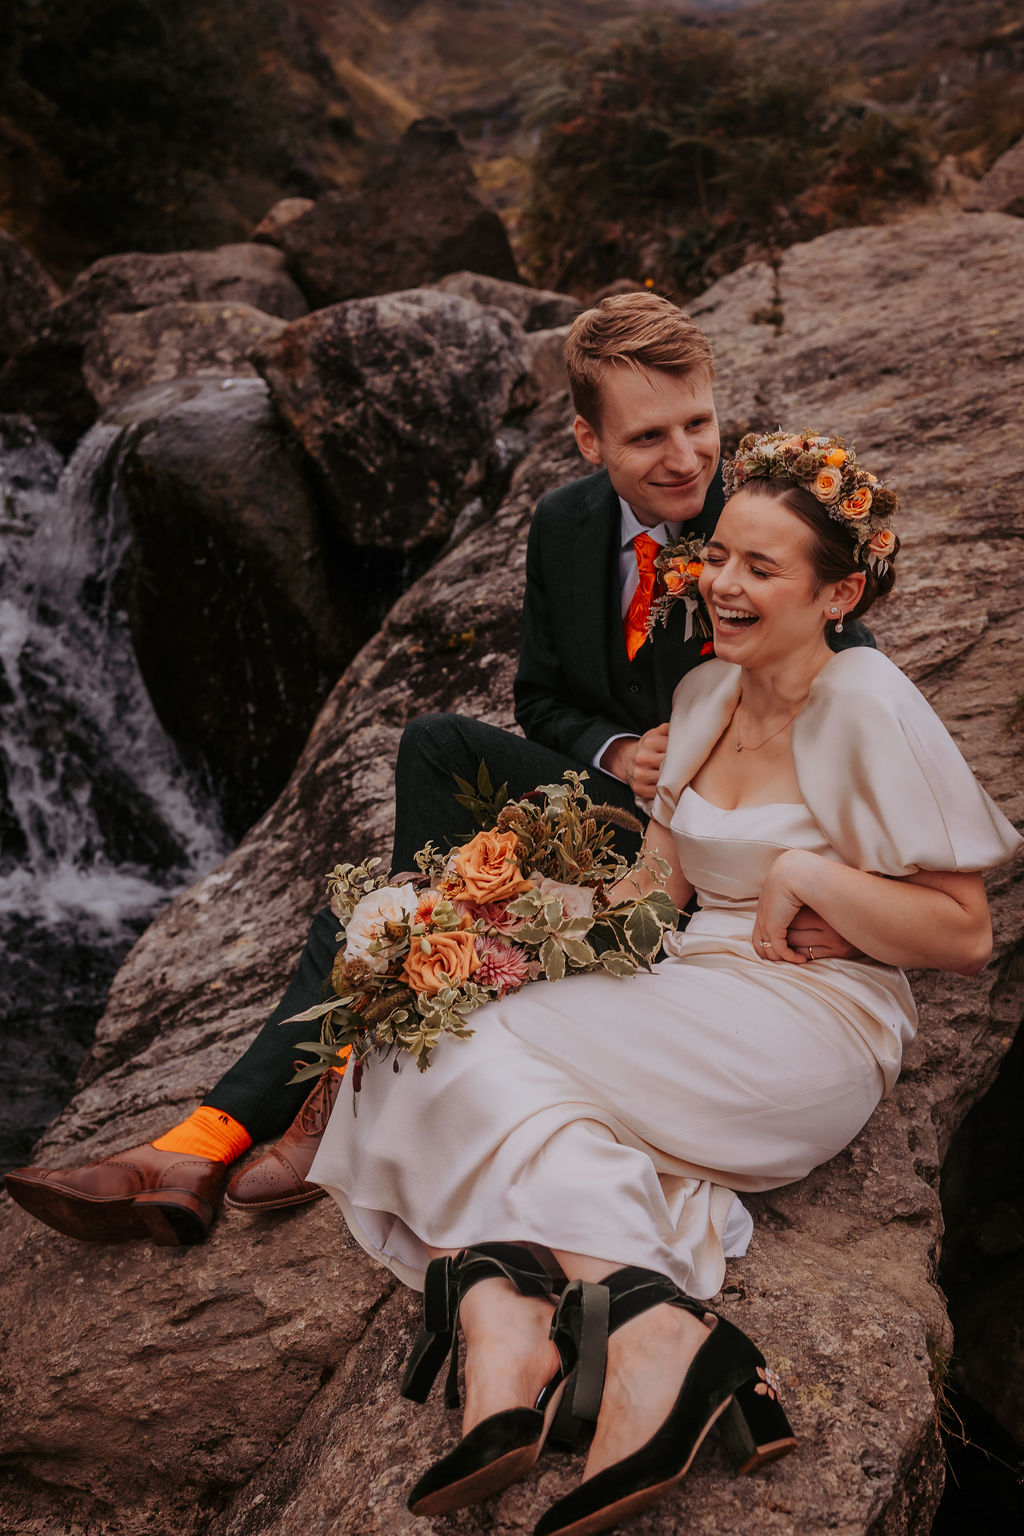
[791,649,1022,875]
[652,659,742,828]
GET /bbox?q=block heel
[402,1244,582,1516]
[534,1268,795,1536]
[720,1369,797,1475]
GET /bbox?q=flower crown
[723,429,898,573]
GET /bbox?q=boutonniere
[646,533,712,643]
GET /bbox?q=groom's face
[573,364,720,528]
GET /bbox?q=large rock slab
[269,117,520,308]
[253,287,530,553]
[0,244,308,451]
[83,302,288,410]
[0,213,1022,1536]
[0,228,60,365]
[104,376,373,839]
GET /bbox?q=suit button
[628,682,641,694]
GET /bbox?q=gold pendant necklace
[734,700,803,752]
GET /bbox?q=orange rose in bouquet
[453,829,533,903]
[402,929,481,995]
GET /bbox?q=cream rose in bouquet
[286,772,679,1091]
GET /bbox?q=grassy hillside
[0,0,364,277]
[0,2,1019,286]
[731,0,1024,169]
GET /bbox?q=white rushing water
[0,415,229,942]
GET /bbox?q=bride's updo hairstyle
[723,430,900,624]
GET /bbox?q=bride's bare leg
[550,1250,711,1479]
[424,1245,560,1437]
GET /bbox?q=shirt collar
[618,496,682,551]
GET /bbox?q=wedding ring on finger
[808,945,816,961]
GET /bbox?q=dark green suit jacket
[513,466,873,761]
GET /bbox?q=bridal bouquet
[287,772,678,1089]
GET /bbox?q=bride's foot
[534,1268,796,1536]
[582,1300,711,1479]
[401,1244,568,1516]
[459,1274,560,1436]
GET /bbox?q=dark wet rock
[107,376,386,839]
[939,1017,1024,1448]
[0,244,308,452]
[272,117,520,308]
[0,913,139,1174]
[432,270,583,331]
[83,302,288,410]
[0,214,1022,1535]
[253,287,530,553]
[0,228,61,366]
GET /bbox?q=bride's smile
[700,490,861,669]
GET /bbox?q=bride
[309,430,1020,1536]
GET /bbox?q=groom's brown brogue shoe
[3,1145,226,1246]
[225,1069,341,1212]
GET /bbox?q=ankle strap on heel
[600,1265,708,1333]
[402,1243,559,1409]
[545,1279,610,1448]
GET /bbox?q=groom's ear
[573,413,605,467]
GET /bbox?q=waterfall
[0,414,230,1168]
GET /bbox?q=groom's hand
[600,723,670,800]
[755,852,863,963]
[786,909,862,962]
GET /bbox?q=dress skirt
[311,866,915,1299]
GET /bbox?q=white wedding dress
[311,651,1020,1298]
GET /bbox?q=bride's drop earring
[829,605,844,634]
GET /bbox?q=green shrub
[519,12,934,297]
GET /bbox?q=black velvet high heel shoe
[534,1266,797,1536]
[401,1244,609,1517]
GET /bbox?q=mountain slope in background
[0,2,1021,285]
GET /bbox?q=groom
[5,294,869,1245]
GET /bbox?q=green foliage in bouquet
[286,772,679,1088]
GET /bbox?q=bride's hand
[753,850,813,964]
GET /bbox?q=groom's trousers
[201,714,644,1141]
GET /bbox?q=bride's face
[699,490,832,664]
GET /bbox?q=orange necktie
[623,532,660,661]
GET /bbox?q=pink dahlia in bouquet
[287,772,678,1087]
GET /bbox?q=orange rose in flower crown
[726,428,899,574]
[452,829,533,903]
[812,466,843,503]
[841,485,873,519]
[402,929,481,995]
[868,527,896,560]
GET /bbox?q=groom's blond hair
[565,292,715,429]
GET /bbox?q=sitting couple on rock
[8,294,1019,1536]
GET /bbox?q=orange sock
[152,1107,253,1164]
